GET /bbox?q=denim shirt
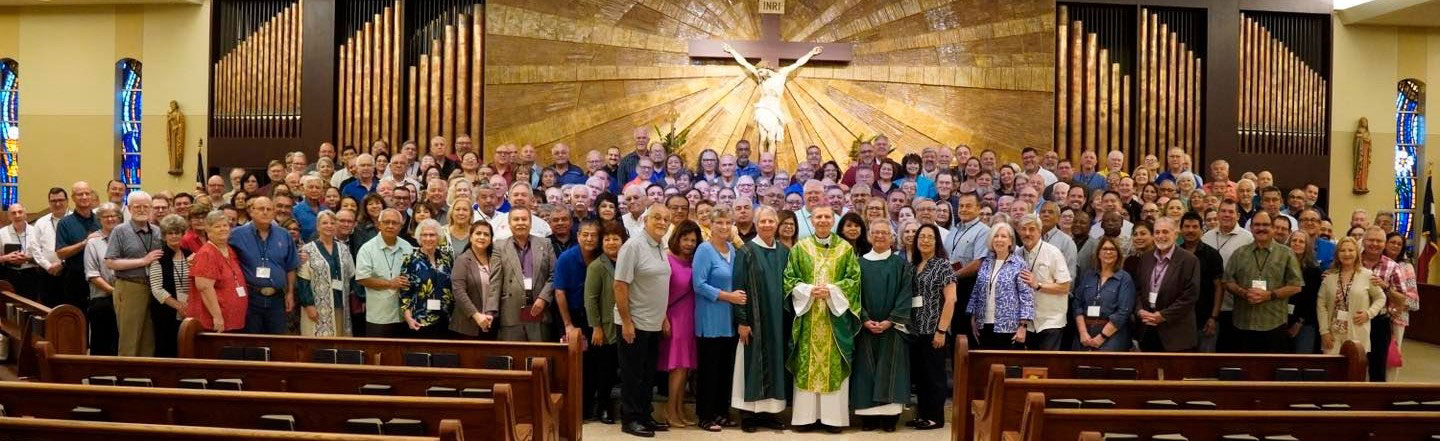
[967,252,1036,333]
[1069,270,1136,329]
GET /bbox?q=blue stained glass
[0,60,18,209]
[118,59,142,191]
[1394,79,1426,241]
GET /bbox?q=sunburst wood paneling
[484,0,1053,168]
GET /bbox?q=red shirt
[187,242,249,332]
[180,229,205,254]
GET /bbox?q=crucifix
[688,1,853,151]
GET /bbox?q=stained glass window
[1395,79,1425,239]
[118,59,142,192]
[0,59,18,208]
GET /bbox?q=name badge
[613,306,622,323]
[1335,310,1351,321]
[235,286,247,298]
[1086,305,1101,318]
[1148,291,1159,305]
[1287,304,1296,314]
[912,296,924,308]
[427,299,442,311]
[1251,280,1267,291]
[523,277,534,290]
[256,267,272,278]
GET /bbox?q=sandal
[701,418,723,432]
[716,416,739,427]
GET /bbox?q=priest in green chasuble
[782,205,862,431]
[731,206,791,432]
[852,220,913,431]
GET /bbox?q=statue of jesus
[722,44,823,152]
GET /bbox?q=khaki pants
[113,279,154,357]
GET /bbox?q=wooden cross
[687,10,853,68]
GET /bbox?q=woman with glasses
[147,214,192,356]
[1070,236,1134,351]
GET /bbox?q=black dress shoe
[598,410,616,425]
[644,420,669,432]
[621,422,654,438]
[740,420,759,433]
[914,419,944,430]
[882,424,897,433]
[760,416,786,430]
[823,425,844,434]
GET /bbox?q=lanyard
[207,242,244,286]
[1024,246,1040,271]
[1253,246,1273,275]
[252,226,271,264]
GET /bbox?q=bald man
[55,181,101,308]
[550,143,587,186]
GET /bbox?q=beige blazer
[1317,267,1386,353]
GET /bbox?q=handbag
[1387,338,1404,368]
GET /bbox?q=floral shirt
[966,252,1036,333]
[400,246,455,327]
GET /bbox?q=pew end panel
[953,337,970,441]
[2,289,85,378]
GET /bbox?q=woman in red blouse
[188,210,248,332]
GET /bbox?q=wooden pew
[950,338,1367,441]
[972,364,1440,441]
[34,340,556,441]
[0,380,518,441]
[178,318,583,441]
[0,287,86,378]
[0,416,461,441]
[1011,392,1440,441]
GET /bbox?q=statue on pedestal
[1353,117,1371,194]
[167,100,186,176]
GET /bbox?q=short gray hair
[95,202,121,217]
[315,209,338,225]
[415,218,444,237]
[158,214,188,234]
[1017,213,1042,230]
[126,190,151,206]
[204,209,230,227]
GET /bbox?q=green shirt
[1223,240,1303,331]
[356,235,415,324]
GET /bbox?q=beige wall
[0,3,208,212]
[1328,21,1440,229]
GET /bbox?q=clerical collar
[863,249,892,261]
[751,236,776,249]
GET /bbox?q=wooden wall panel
[482,0,1054,167]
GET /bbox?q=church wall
[1327,20,1440,226]
[0,4,208,212]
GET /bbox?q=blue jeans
[244,293,288,334]
[1292,323,1318,354]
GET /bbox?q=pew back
[178,318,581,440]
[951,338,1367,441]
[0,380,516,441]
[34,341,554,441]
[1016,392,1440,441]
[1,288,86,377]
[0,416,458,441]
[974,364,1440,441]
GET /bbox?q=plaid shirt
[1366,256,1421,326]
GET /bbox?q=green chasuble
[851,252,914,409]
[783,236,862,394]
[733,239,792,402]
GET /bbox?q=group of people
[0,127,1419,437]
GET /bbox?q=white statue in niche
[721,43,822,152]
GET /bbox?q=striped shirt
[148,255,191,320]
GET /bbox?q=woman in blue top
[400,219,454,339]
[894,153,938,199]
[966,222,1035,349]
[691,205,747,432]
[1069,236,1135,351]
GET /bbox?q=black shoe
[860,418,877,431]
[760,416,786,431]
[644,420,669,432]
[824,425,844,434]
[882,423,897,433]
[914,419,944,430]
[598,409,616,425]
[905,418,922,428]
[621,422,654,438]
[741,419,759,433]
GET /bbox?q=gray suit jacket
[493,235,557,327]
[449,247,503,337]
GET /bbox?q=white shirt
[330,168,353,188]
[0,223,36,269]
[1201,225,1254,312]
[28,211,67,269]
[622,212,645,240]
[1022,241,1072,332]
[488,211,552,242]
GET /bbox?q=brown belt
[1083,317,1109,327]
[258,287,279,296]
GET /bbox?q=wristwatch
[937,328,950,335]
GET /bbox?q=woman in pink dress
[659,220,701,427]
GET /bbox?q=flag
[195,149,205,186]
[1418,166,1439,284]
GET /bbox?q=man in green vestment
[782,205,861,432]
[731,206,791,433]
[852,220,913,431]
